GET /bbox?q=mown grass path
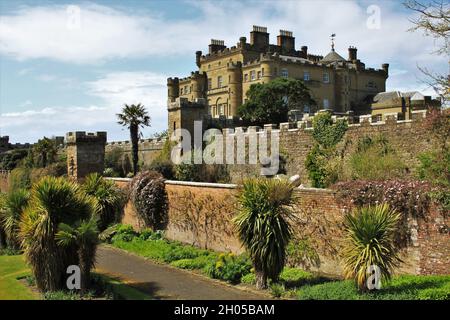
[96,245,268,300]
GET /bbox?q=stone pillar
[66,131,107,181]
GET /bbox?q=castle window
[180,88,184,95]
[303,71,310,81]
[281,68,288,78]
[244,74,248,82]
[207,78,212,90]
[218,76,223,88]
[184,85,188,93]
[257,71,262,79]
[323,99,330,109]
[323,72,330,83]
[250,70,256,81]
[273,67,278,76]
[261,68,264,76]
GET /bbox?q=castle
[167,26,391,136]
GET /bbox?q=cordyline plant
[233,178,295,289]
[130,170,168,230]
[342,204,403,291]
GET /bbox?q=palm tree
[233,178,295,289]
[117,104,151,175]
[19,176,97,292]
[342,204,403,291]
[0,189,30,250]
[55,217,99,293]
[82,173,125,231]
[33,137,57,168]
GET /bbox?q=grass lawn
[0,255,38,300]
[0,254,152,300]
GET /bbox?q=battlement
[65,131,107,144]
[218,110,428,136]
[168,97,207,110]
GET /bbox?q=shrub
[0,149,29,170]
[8,167,31,192]
[204,253,252,284]
[138,228,164,241]
[241,273,256,285]
[298,280,359,300]
[342,204,403,291]
[170,255,216,270]
[234,178,295,289]
[269,282,286,298]
[0,189,30,249]
[111,224,138,242]
[82,173,126,231]
[305,112,347,188]
[286,238,320,270]
[348,135,407,180]
[147,160,174,179]
[130,171,168,230]
[30,162,67,183]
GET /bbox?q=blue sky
[0,0,446,143]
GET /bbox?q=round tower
[227,62,243,116]
[167,77,179,102]
[190,71,206,100]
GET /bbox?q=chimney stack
[277,30,295,54]
[209,39,226,54]
[195,51,202,67]
[250,25,269,51]
[301,46,308,57]
[348,46,357,61]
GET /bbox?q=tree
[237,78,316,126]
[342,204,403,291]
[33,137,57,168]
[55,217,99,293]
[233,178,295,289]
[117,104,151,176]
[19,176,97,292]
[404,0,450,103]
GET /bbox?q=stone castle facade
[167,26,390,136]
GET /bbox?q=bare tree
[404,0,450,103]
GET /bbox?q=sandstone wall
[110,178,449,277]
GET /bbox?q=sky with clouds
[0,0,447,143]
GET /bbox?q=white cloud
[1,71,168,142]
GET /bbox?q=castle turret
[190,71,206,100]
[195,51,202,67]
[227,62,243,116]
[301,46,308,58]
[382,63,389,78]
[167,77,180,102]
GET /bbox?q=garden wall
[109,178,449,278]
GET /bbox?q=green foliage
[286,238,320,270]
[342,204,403,290]
[237,78,316,126]
[110,224,138,242]
[0,149,29,170]
[305,112,347,188]
[269,282,286,298]
[8,167,31,192]
[311,112,348,148]
[33,137,58,168]
[82,173,126,231]
[348,135,407,180]
[104,147,124,177]
[204,253,252,284]
[234,178,295,288]
[130,171,168,230]
[0,189,30,249]
[19,176,98,292]
[170,255,217,270]
[297,275,450,300]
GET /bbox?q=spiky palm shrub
[342,203,403,291]
[82,173,125,231]
[0,189,30,250]
[233,178,295,289]
[19,176,97,292]
[56,217,99,293]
